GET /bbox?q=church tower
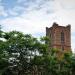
[46,22,71,51]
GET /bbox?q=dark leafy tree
[0,26,75,75]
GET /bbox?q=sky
[0,0,75,52]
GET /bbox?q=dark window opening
[61,32,65,43]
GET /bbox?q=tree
[0,26,9,75]
[0,29,74,75]
[0,31,48,75]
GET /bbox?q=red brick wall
[46,22,71,51]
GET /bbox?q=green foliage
[0,26,75,75]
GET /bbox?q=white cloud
[61,0,75,9]
[1,15,49,33]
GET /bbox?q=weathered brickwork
[46,22,71,51]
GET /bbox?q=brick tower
[46,22,71,51]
